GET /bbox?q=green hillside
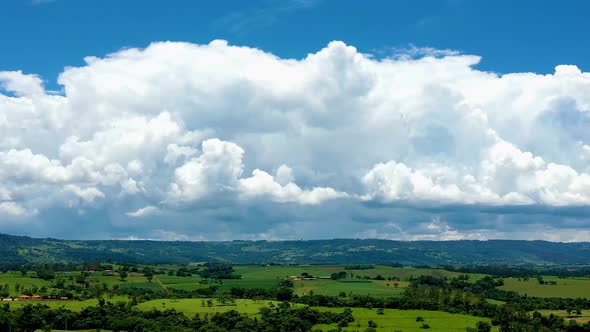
[2,233,590,266]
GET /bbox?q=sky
[0,0,590,242]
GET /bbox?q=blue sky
[1,0,590,241]
[2,0,589,86]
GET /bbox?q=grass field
[136,298,289,316]
[0,272,51,297]
[7,296,129,311]
[293,279,407,297]
[231,265,485,298]
[315,308,497,332]
[534,310,590,324]
[135,298,495,331]
[498,277,590,298]
[234,265,486,282]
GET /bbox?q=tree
[0,284,9,298]
[276,286,293,301]
[467,321,492,332]
[119,271,128,281]
[36,269,55,281]
[143,268,154,282]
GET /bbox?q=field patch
[135,298,288,316]
[8,296,129,311]
[314,307,496,332]
[0,272,51,297]
[534,310,590,324]
[294,279,405,297]
[498,277,590,298]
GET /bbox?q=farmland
[2,262,590,331]
[534,310,590,324]
[136,299,496,332]
[3,263,590,302]
[498,276,590,298]
[314,308,496,332]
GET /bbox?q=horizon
[2,232,589,244]
[1,0,590,242]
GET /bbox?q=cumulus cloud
[64,185,105,203]
[168,138,245,202]
[126,205,159,218]
[1,40,590,240]
[0,201,35,217]
[239,168,347,205]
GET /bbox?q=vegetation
[4,233,590,266]
[2,236,590,331]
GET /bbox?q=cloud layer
[1,40,589,241]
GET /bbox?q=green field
[498,277,590,298]
[534,310,590,324]
[136,299,494,332]
[4,264,587,332]
[234,265,486,282]
[293,279,407,297]
[9,264,590,302]
[0,272,51,297]
[316,308,497,332]
[7,296,129,311]
[0,265,490,300]
[14,298,498,332]
[136,298,292,316]
[230,265,485,298]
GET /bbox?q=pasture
[534,310,590,324]
[293,279,407,297]
[231,265,485,298]
[136,298,292,316]
[136,299,494,332]
[0,272,51,297]
[498,277,590,298]
[7,296,129,311]
[315,308,496,332]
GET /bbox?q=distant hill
[1,233,590,266]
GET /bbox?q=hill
[1,233,590,266]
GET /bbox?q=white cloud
[1,40,590,239]
[126,205,159,218]
[64,184,105,203]
[0,71,45,96]
[168,138,245,202]
[0,201,35,217]
[362,136,590,207]
[275,164,295,186]
[239,168,346,205]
